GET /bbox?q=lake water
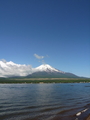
[0,83,90,120]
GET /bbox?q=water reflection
[0,83,90,120]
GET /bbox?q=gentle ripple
[0,83,90,120]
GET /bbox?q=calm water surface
[0,83,90,120]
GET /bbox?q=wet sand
[86,115,90,120]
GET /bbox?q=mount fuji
[35,64,65,73]
[27,64,79,78]
[0,59,79,78]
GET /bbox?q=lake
[0,83,90,120]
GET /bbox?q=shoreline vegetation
[0,78,90,84]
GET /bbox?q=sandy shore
[86,115,90,120]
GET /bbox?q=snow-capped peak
[35,64,64,73]
[0,59,65,78]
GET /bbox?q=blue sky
[0,0,90,77]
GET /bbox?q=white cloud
[0,60,34,77]
[34,54,44,59]
[0,59,7,63]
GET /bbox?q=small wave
[67,98,75,100]
[76,112,81,116]
[24,105,39,109]
[82,108,88,112]
[0,109,39,120]
[41,107,57,112]
[84,103,90,109]
[85,86,90,87]
[76,108,88,116]
[0,106,4,108]
[24,104,55,110]
[41,106,64,112]
[57,108,78,114]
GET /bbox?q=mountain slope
[27,64,79,78]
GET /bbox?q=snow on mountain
[0,60,78,78]
[0,60,66,78]
[35,64,65,73]
[27,64,78,78]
